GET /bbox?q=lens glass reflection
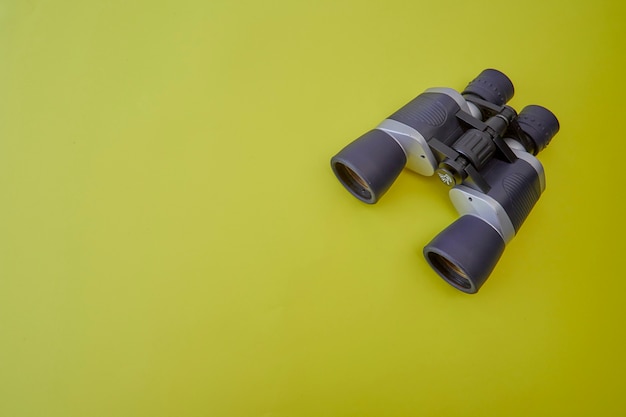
[334,163,372,200]
[427,252,472,290]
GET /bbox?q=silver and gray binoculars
[330,69,560,294]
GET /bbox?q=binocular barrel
[330,69,560,293]
[425,153,545,293]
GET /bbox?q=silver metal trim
[467,102,482,119]
[504,138,526,152]
[376,119,437,176]
[449,185,516,243]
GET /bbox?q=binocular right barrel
[330,69,560,293]
[424,154,546,293]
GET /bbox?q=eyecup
[462,69,515,106]
[517,105,560,155]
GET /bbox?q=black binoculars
[330,69,560,294]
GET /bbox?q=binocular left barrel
[331,69,516,204]
[331,128,407,204]
[329,69,560,293]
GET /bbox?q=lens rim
[425,250,477,293]
[331,160,375,203]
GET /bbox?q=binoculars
[330,69,560,294]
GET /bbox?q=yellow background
[1,0,625,415]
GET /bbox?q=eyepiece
[517,105,560,155]
[462,69,515,106]
[331,129,407,204]
[423,215,506,293]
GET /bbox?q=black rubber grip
[517,105,560,154]
[462,69,514,106]
[388,92,464,147]
[481,157,542,232]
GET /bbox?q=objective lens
[424,215,506,294]
[426,252,472,290]
[334,162,372,200]
[330,129,407,204]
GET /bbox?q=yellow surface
[1,0,625,415]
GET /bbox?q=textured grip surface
[388,92,464,146]
[454,129,496,169]
[501,172,541,230]
[482,158,542,232]
[390,94,448,127]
